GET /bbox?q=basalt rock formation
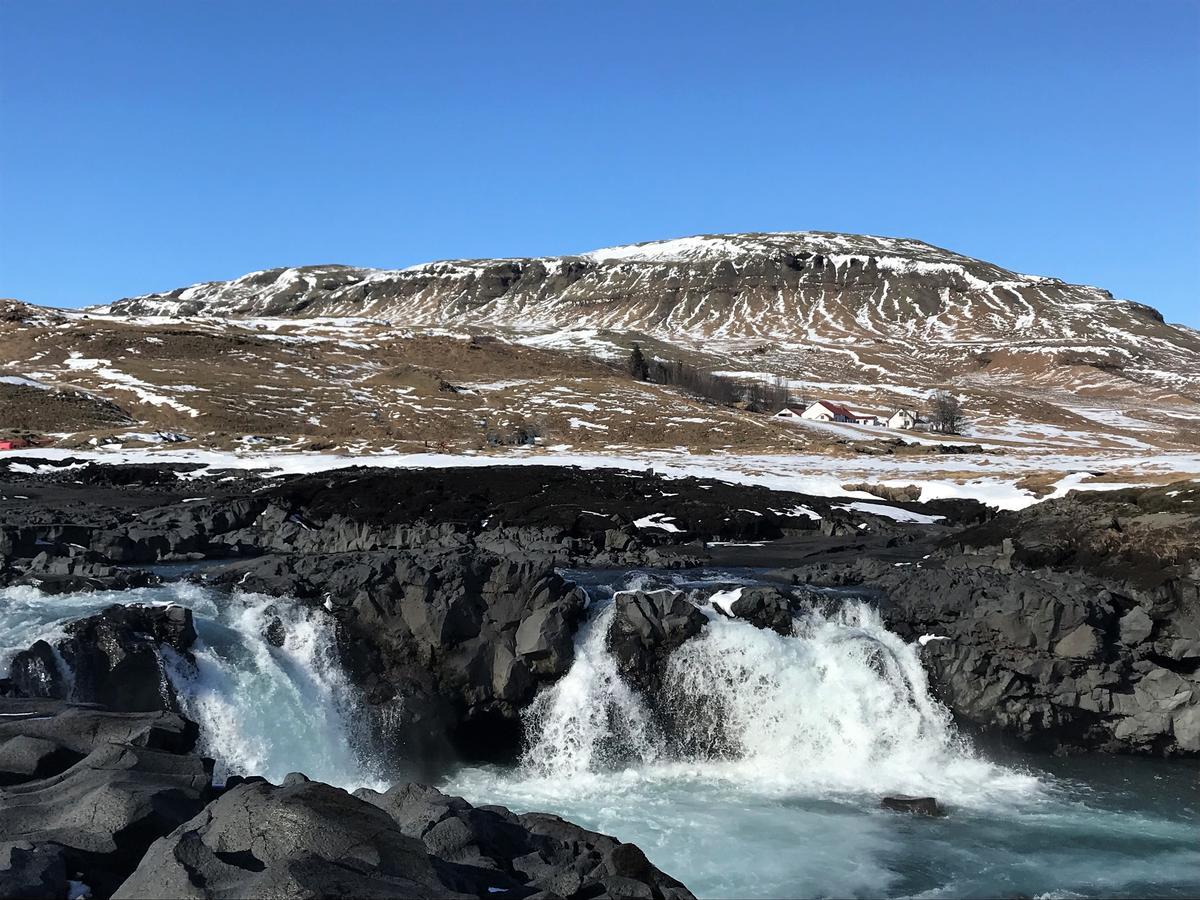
[208,549,588,762]
[8,604,197,713]
[116,776,694,900]
[0,700,693,900]
[0,699,211,899]
[782,481,1200,755]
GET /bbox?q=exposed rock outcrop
[0,699,211,899]
[783,482,1200,755]
[8,604,197,713]
[116,776,695,900]
[607,590,708,699]
[209,549,588,762]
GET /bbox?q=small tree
[928,390,965,434]
[628,343,650,381]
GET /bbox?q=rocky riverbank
[1,459,1197,897]
[0,697,692,900]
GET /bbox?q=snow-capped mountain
[103,231,1200,403]
[4,232,1199,462]
[107,231,1178,341]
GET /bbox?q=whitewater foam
[514,588,1038,807]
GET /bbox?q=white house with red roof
[775,400,881,426]
[801,400,877,424]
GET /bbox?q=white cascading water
[519,590,1028,802]
[0,581,383,790]
[163,590,383,788]
[521,603,662,776]
[5,576,1199,898]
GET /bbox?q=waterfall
[0,582,383,790]
[164,591,383,788]
[521,604,661,776]
[515,583,1033,805]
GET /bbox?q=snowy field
[5,444,1197,510]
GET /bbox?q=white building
[801,400,857,423]
[887,409,919,430]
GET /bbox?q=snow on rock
[834,501,945,524]
[0,374,51,390]
[633,512,684,532]
[707,587,744,616]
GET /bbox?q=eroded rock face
[607,590,708,700]
[115,777,695,900]
[113,776,449,900]
[728,586,796,636]
[864,486,1200,755]
[8,604,197,713]
[875,565,1198,754]
[211,550,588,763]
[0,698,211,899]
[357,782,696,900]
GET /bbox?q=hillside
[107,231,1200,396]
[1,233,1198,498]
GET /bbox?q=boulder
[0,700,212,899]
[607,590,708,698]
[0,699,199,758]
[1119,606,1154,645]
[880,796,945,817]
[729,586,795,635]
[0,841,69,900]
[1053,624,1101,660]
[7,605,197,713]
[846,482,1200,755]
[355,781,696,900]
[114,778,468,899]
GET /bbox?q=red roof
[815,401,856,419]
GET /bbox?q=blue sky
[1,1,1197,324]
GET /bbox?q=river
[2,572,1197,899]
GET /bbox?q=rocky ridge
[0,698,692,900]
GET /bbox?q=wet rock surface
[206,549,588,762]
[782,482,1200,755]
[608,589,708,698]
[8,604,197,713]
[880,796,946,817]
[0,699,211,899]
[117,776,695,900]
[0,700,695,900]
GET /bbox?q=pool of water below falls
[2,573,1197,899]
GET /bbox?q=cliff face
[108,232,1186,347]
[105,231,1200,408]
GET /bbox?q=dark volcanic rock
[865,483,1200,755]
[607,590,708,698]
[114,776,453,900]
[2,463,963,577]
[0,698,212,899]
[880,796,945,817]
[0,699,199,757]
[7,547,160,594]
[356,781,695,900]
[212,550,588,762]
[8,604,197,713]
[0,841,70,900]
[728,586,796,635]
[117,776,695,900]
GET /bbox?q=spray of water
[521,604,661,775]
[0,582,383,790]
[164,592,383,788]
[515,586,1036,805]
